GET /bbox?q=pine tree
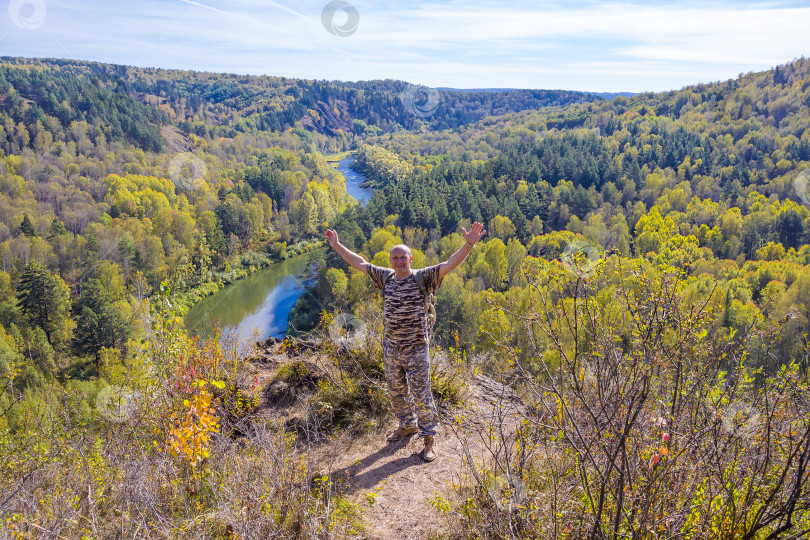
[80,233,101,284]
[48,217,67,239]
[118,233,135,286]
[16,261,71,346]
[72,279,129,362]
[723,289,734,328]
[86,234,101,259]
[19,213,36,237]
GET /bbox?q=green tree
[47,217,67,239]
[755,241,787,261]
[317,268,348,306]
[189,231,213,288]
[16,261,71,346]
[19,213,36,237]
[775,208,804,250]
[483,239,508,290]
[477,306,510,350]
[0,322,22,379]
[488,215,517,240]
[118,232,135,286]
[505,238,527,287]
[72,278,129,363]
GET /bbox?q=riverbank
[323,150,355,164]
[177,238,322,313]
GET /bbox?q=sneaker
[387,425,418,441]
[422,435,436,462]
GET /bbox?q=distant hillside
[590,91,636,99]
[438,87,636,100]
[0,57,604,154]
[335,58,810,290]
[361,57,810,207]
[0,60,168,152]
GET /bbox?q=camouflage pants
[383,342,439,437]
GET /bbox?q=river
[184,155,372,345]
[337,156,373,203]
[184,254,312,346]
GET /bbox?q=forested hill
[0,59,168,152]
[301,58,810,349]
[352,57,810,247]
[0,56,603,153]
[0,54,606,389]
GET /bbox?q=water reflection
[184,254,312,347]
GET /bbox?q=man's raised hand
[462,222,487,246]
[325,229,339,247]
[325,229,369,273]
[438,221,488,279]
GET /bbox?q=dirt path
[249,341,528,539]
[318,375,529,539]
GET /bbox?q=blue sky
[2,0,809,92]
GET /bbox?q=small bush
[239,250,270,269]
[310,378,389,434]
[430,348,466,407]
[276,360,315,385]
[431,366,464,406]
[217,380,260,432]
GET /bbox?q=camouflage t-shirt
[363,263,444,348]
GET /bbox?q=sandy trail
[317,375,528,539]
[251,342,527,539]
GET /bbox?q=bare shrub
[445,258,810,539]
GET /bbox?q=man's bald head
[389,244,413,278]
[390,244,412,258]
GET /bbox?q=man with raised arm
[325,223,486,462]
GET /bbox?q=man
[324,222,486,462]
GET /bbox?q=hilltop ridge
[0,55,604,149]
